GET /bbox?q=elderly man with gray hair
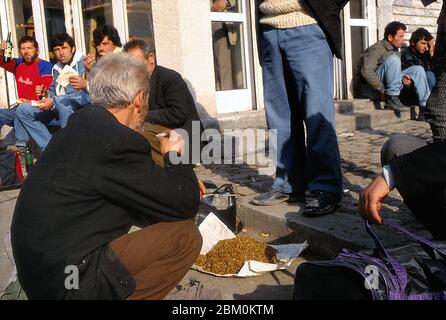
[11,53,204,300]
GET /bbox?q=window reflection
[81,0,114,55]
[127,0,155,48]
[44,0,72,63]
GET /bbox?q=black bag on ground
[293,221,446,300]
[0,150,21,189]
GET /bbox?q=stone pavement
[194,119,433,257]
[0,118,434,299]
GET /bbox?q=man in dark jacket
[401,28,436,91]
[124,39,202,166]
[11,53,203,300]
[251,0,348,218]
[359,138,446,239]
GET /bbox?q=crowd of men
[0,0,444,300]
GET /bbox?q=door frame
[210,0,255,114]
[343,0,377,99]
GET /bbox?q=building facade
[0,0,443,118]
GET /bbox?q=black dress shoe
[303,191,341,217]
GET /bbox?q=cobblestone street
[195,119,433,236]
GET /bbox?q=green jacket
[361,40,400,91]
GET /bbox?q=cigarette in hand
[156,132,169,139]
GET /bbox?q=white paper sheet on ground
[194,212,308,277]
[56,65,79,88]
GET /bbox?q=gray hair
[89,53,150,109]
[123,39,155,59]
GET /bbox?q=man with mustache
[0,36,53,151]
[15,33,90,151]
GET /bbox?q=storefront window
[127,0,154,47]
[81,0,114,55]
[11,0,35,41]
[210,0,247,91]
[44,0,72,63]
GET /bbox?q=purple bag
[293,221,446,300]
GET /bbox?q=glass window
[44,0,73,63]
[81,0,114,56]
[11,0,35,41]
[351,26,369,97]
[211,21,247,91]
[127,0,155,48]
[350,0,367,20]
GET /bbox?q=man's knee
[383,54,401,67]
[381,134,427,166]
[16,103,35,119]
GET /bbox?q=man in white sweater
[252,0,348,217]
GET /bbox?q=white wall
[152,0,217,118]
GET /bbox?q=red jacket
[0,57,53,101]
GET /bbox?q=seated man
[70,25,123,91]
[123,39,203,166]
[16,33,90,151]
[359,137,446,239]
[0,36,53,149]
[401,28,436,91]
[11,53,204,300]
[360,21,431,111]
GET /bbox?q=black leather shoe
[303,191,341,217]
[384,96,410,112]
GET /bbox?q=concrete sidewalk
[0,118,434,298]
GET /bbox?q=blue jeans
[261,24,342,195]
[0,106,30,147]
[15,104,60,151]
[377,55,431,107]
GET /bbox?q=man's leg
[256,27,306,199]
[381,133,428,166]
[54,98,80,128]
[377,54,403,96]
[213,25,234,91]
[377,55,409,111]
[282,25,342,200]
[110,220,202,300]
[426,70,437,92]
[403,66,431,107]
[15,104,59,151]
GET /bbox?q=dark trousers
[381,134,446,239]
[110,220,202,300]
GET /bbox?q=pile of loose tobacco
[195,235,278,275]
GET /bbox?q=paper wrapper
[56,65,79,88]
[193,213,308,277]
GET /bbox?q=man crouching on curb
[11,53,205,300]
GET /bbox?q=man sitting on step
[359,21,431,112]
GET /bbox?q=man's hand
[359,173,392,225]
[429,39,435,57]
[35,85,47,99]
[83,54,96,73]
[37,97,54,111]
[69,76,88,91]
[159,130,185,156]
[198,180,206,199]
[403,74,412,88]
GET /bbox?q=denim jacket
[49,51,91,110]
